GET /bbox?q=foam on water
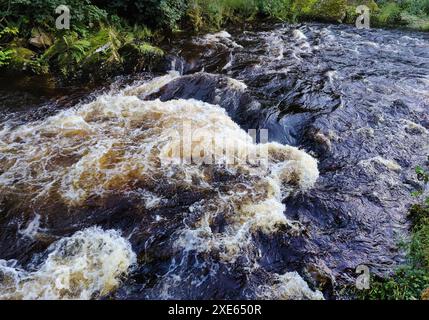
[0,227,136,300]
[258,272,323,300]
[123,71,180,98]
[0,76,318,206]
[0,72,320,299]
[18,213,43,239]
[359,156,402,172]
[198,31,243,49]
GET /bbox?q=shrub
[0,0,108,36]
[42,26,124,76]
[257,0,294,20]
[186,0,259,31]
[92,0,188,29]
[401,0,429,16]
[291,0,318,20]
[373,1,404,26]
[312,0,348,22]
[344,1,379,25]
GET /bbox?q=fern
[42,32,91,75]
[0,48,13,66]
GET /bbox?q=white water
[0,227,136,300]
[0,71,320,300]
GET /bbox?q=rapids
[0,23,428,299]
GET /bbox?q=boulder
[422,288,429,300]
[29,28,53,49]
[9,47,35,71]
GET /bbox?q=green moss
[1,47,47,74]
[137,43,164,56]
[8,47,34,70]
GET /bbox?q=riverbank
[1,1,429,85]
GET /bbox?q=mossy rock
[312,0,348,22]
[12,47,35,60]
[8,47,35,71]
[7,47,49,74]
[29,28,53,49]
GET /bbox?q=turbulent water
[0,23,428,300]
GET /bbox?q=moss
[8,47,35,71]
[1,47,47,74]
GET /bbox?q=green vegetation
[0,0,428,82]
[358,163,429,300]
[0,0,165,81]
[372,0,429,29]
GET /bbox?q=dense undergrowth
[0,0,428,82]
[357,163,429,300]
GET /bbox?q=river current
[0,23,428,299]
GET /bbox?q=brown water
[0,23,428,300]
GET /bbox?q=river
[0,23,428,300]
